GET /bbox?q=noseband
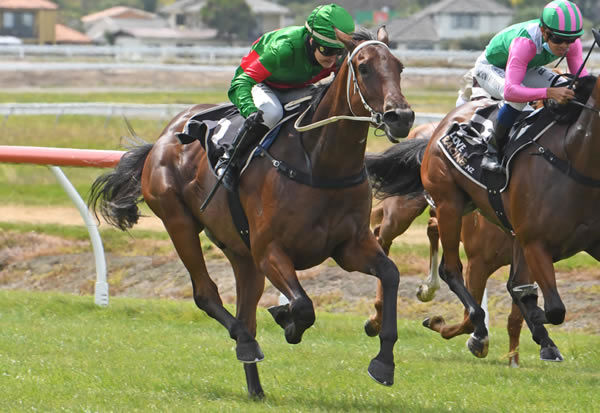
[294,40,391,132]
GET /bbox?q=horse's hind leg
[508,243,563,362]
[507,301,523,367]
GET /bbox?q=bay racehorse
[366,73,599,362]
[366,125,522,366]
[88,27,414,398]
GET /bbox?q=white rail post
[48,166,109,306]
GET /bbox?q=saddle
[176,83,328,178]
[437,101,554,192]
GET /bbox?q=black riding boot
[481,122,510,174]
[217,121,269,191]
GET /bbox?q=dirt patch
[1,207,599,338]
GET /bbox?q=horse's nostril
[383,109,414,125]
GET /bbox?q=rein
[294,40,389,132]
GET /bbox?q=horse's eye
[358,64,369,75]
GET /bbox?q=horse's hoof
[284,324,302,344]
[416,285,435,302]
[467,334,489,358]
[236,340,265,363]
[268,304,291,330]
[540,346,563,362]
[422,315,445,331]
[367,358,394,386]
[364,319,380,337]
[248,390,265,400]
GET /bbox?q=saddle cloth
[437,102,556,192]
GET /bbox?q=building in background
[0,0,58,44]
[160,0,292,39]
[81,6,219,47]
[388,0,513,50]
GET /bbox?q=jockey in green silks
[218,3,355,191]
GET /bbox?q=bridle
[294,40,390,131]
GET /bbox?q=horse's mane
[552,74,597,124]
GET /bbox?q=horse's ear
[377,25,389,45]
[334,27,356,54]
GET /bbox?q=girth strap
[257,146,367,189]
[484,170,514,234]
[227,189,251,250]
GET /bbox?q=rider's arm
[565,38,589,77]
[503,37,548,103]
[228,39,291,118]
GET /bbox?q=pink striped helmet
[541,0,584,37]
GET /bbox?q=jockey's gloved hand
[245,110,264,127]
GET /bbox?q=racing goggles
[316,44,345,56]
[547,32,579,45]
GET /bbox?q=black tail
[366,138,428,199]
[88,143,154,230]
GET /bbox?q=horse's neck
[564,84,600,173]
[303,64,370,176]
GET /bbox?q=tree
[201,0,257,44]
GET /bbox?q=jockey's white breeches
[251,83,284,128]
[472,53,561,111]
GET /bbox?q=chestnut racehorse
[366,74,600,363]
[366,125,522,366]
[88,28,415,398]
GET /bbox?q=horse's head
[335,26,415,141]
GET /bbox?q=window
[22,13,34,27]
[451,14,478,30]
[1,11,35,37]
[3,12,15,28]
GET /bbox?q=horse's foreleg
[336,235,399,386]
[366,195,428,337]
[508,242,563,362]
[436,200,488,358]
[230,256,266,398]
[259,244,315,345]
[417,210,440,302]
[160,210,264,366]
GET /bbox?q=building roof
[160,0,289,15]
[0,0,58,9]
[388,0,513,44]
[81,6,156,24]
[160,0,206,14]
[116,26,217,41]
[389,16,440,43]
[412,0,512,20]
[248,0,289,15]
[55,23,92,44]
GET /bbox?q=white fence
[0,102,445,125]
[1,44,598,66]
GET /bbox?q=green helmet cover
[541,0,584,37]
[305,4,355,48]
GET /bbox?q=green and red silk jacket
[228,25,340,118]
